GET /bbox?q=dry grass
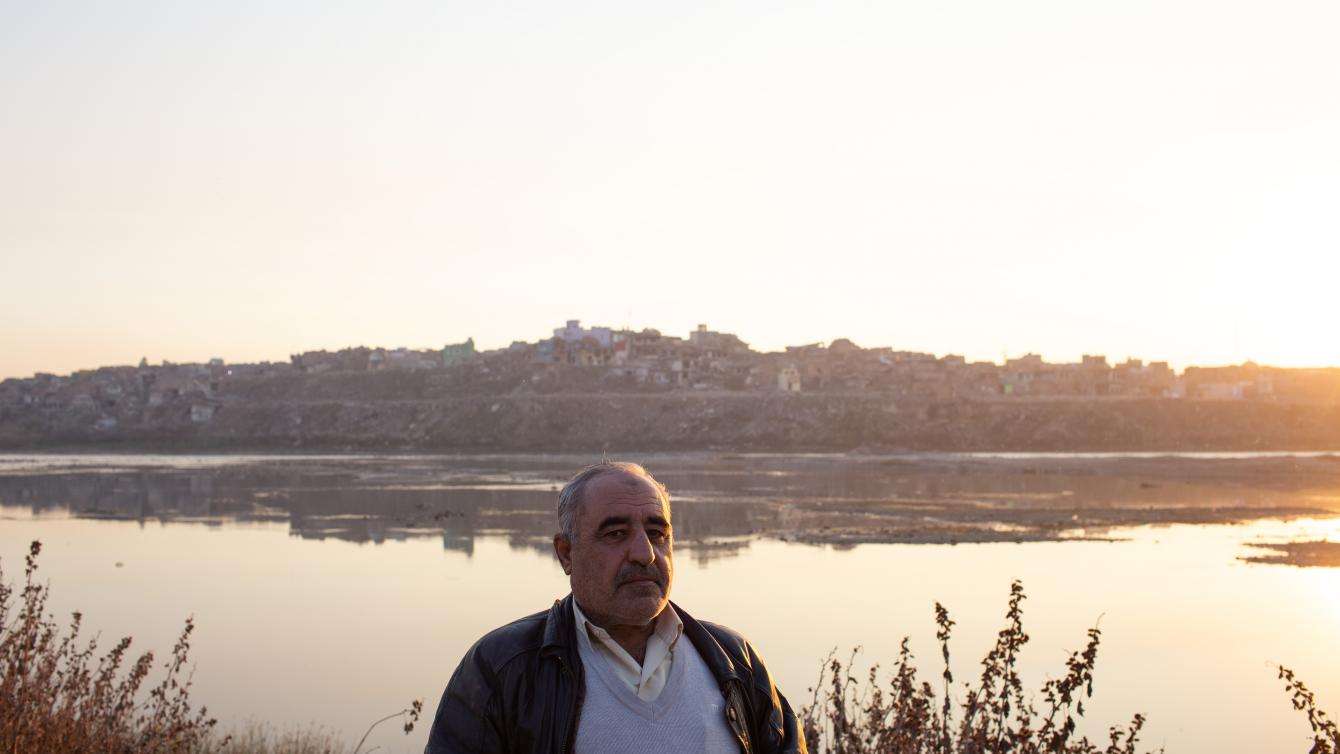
[0,540,216,753]
[802,581,1340,753]
[801,581,1152,754]
[1277,666,1339,754]
[0,541,420,754]
[204,721,344,754]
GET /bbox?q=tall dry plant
[801,580,1158,754]
[0,540,217,753]
[1278,666,1339,754]
[0,540,423,754]
[0,539,426,754]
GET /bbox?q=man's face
[554,471,674,628]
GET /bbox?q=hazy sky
[3,1,1338,379]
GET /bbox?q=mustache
[615,565,664,587]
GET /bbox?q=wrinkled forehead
[582,471,671,524]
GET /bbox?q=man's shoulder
[465,605,553,671]
[695,618,749,652]
[683,612,763,673]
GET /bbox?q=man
[425,461,806,753]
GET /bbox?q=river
[1,452,1337,753]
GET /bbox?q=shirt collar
[572,598,683,653]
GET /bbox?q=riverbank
[7,390,1340,453]
[1242,540,1340,567]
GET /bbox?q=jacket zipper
[725,680,753,754]
[557,655,582,754]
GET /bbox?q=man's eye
[648,529,666,541]
[603,530,626,540]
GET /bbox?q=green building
[442,338,476,366]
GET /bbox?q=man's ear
[554,533,573,575]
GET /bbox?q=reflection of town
[0,462,777,563]
[1,455,1334,559]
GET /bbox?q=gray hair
[556,461,670,540]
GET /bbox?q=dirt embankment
[1241,541,1340,567]
[5,378,1340,452]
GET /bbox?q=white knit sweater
[573,610,739,753]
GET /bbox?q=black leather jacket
[425,594,807,753]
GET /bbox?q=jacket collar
[540,593,742,685]
[541,593,578,657]
[673,599,744,684]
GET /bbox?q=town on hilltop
[4,320,1339,437]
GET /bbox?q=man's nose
[626,528,655,566]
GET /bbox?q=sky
[2,1,1338,379]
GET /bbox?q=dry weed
[801,580,1157,754]
[0,541,421,754]
[1278,666,1339,754]
[0,540,216,752]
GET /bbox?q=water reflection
[1,453,1337,563]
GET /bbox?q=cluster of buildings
[3,321,1337,430]
[290,339,477,373]
[493,320,1323,402]
[529,321,753,388]
[0,358,235,432]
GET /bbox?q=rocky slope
[3,371,1340,452]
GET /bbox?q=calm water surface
[0,453,1337,753]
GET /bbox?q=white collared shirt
[572,599,684,702]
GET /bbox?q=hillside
[4,370,1339,452]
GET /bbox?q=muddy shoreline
[1240,540,1340,567]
